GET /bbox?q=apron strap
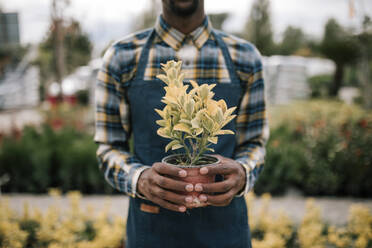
[211,30,242,86]
[134,29,157,81]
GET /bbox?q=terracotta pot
[162,154,220,208]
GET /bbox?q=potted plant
[155,60,237,208]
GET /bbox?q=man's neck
[161,9,205,34]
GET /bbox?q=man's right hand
[137,162,194,212]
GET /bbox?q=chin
[169,0,199,17]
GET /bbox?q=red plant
[358,119,368,129]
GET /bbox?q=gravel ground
[2,193,372,226]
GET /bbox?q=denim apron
[124,29,252,248]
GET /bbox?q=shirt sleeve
[233,47,269,196]
[94,45,151,198]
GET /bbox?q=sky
[1,0,371,55]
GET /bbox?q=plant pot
[161,154,220,208]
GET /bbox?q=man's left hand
[196,154,246,207]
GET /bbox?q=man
[95,0,269,247]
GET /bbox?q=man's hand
[137,162,195,212]
[196,155,246,206]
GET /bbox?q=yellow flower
[328,226,352,248]
[298,199,326,248]
[348,204,372,248]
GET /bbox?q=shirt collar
[154,14,212,51]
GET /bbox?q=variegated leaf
[154,108,165,118]
[217,99,227,113]
[156,74,169,85]
[191,117,200,129]
[172,144,184,150]
[194,128,203,136]
[206,148,215,152]
[215,129,235,135]
[222,114,237,128]
[190,80,199,89]
[157,128,171,139]
[165,140,180,152]
[207,136,218,144]
[224,106,237,118]
[173,123,192,134]
[156,120,167,127]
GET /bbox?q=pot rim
[161,154,220,168]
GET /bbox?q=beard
[169,0,199,17]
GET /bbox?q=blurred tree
[0,45,28,78]
[0,5,28,77]
[306,39,322,57]
[243,0,275,55]
[357,16,372,109]
[208,13,229,30]
[278,26,305,55]
[320,18,360,96]
[34,20,92,99]
[51,0,70,99]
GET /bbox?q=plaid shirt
[94,15,269,198]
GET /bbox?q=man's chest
[142,43,232,83]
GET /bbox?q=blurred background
[0,0,371,247]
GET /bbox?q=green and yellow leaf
[156,120,167,127]
[222,114,237,128]
[165,140,181,152]
[208,136,218,144]
[154,108,165,118]
[157,128,171,139]
[191,117,200,129]
[190,80,199,89]
[215,129,235,135]
[156,74,169,85]
[179,119,191,125]
[224,106,237,118]
[173,123,192,134]
[172,144,184,150]
[194,128,203,136]
[217,99,227,113]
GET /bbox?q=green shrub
[255,125,308,195]
[0,125,114,194]
[308,74,333,98]
[255,100,372,197]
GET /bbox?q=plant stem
[190,135,207,165]
[189,138,196,162]
[179,136,191,163]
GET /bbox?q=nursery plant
[155,60,237,165]
[155,60,237,206]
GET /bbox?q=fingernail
[185,196,193,203]
[200,167,208,175]
[179,206,186,212]
[199,194,207,202]
[179,170,187,177]
[185,184,194,192]
[195,183,203,192]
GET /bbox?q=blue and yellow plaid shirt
[95,15,269,198]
